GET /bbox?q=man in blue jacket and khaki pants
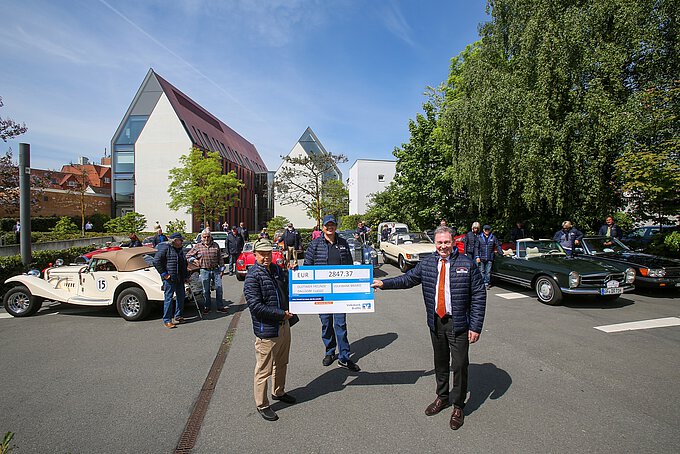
[372,225,486,430]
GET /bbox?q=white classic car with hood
[380,231,437,272]
[2,248,164,321]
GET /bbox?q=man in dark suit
[372,225,486,430]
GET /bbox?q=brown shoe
[424,397,450,416]
[164,322,176,329]
[449,406,464,430]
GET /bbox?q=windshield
[396,232,433,245]
[517,240,565,258]
[582,237,630,254]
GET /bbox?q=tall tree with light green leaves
[167,147,244,226]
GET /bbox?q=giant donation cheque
[288,265,374,314]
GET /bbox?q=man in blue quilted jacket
[372,225,486,430]
[244,238,297,421]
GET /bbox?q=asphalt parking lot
[1,263,679,453]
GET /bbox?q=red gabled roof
[153,71,268,173]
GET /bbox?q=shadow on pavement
[562,295,634,309]
[465,362,512,415]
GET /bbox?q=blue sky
[1,0,489,176]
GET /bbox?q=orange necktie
[436,259,447,318]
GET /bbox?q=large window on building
[116,116,148,145]
[114,177,134,202]
[114,152,134,173]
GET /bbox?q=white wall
[274,143,318,228]
[348,160,396,215]
[134,93,193,231]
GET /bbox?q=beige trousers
[254,320,291,409]
[285,246,297,261]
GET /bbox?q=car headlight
[27,269,41,277]
[276,258,284,266]
[638,267,664,278]
[406,254,418,260]
[569,271,580,288]
[370,250,377,258]
[237,259,244,266]
[625,267,636,283]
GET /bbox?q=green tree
[104,212,147,233]
[266,215,290,232]
[167,147,244,226]
[51,216,78,234]
[165,219,187,236]
[274,151,347,228]
[316,179,349,221]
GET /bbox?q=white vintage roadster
[3,248,165,321]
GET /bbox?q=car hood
[528,256,625,274]
[396,244,436,254]
[589,252,680,268]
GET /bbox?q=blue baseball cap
[323,215,337,226]
[169,232,184,240]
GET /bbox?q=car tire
[534,276,563,306]
[236,273,245,281]
[381,251,389,264]
[3,285,43,317]
[398,255,409,273]
[116,287,149,321]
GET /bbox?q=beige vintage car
[2,248,164,321]
[380,232,437,272]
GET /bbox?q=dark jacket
[225,232,244,255]
[127,239,142,248]
[462,231,479,259]
[238,227,249,242]
[509,227,530,243]
[381,250,486,334]
[478,233,502,262]
[282,229,301,250]
[553,227,583,256]
[244,262,290,338]
[304,235,353,265]
[153,242,188,282]
[598,224,622,238]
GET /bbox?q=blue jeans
[319,313,350,362]
[478,260,493,286]
[229,254,239,273]
[163,279,185,323]
[199,269,223,310]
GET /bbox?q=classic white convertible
[3,248,164,321]
[380,232,437,272]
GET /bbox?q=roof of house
[153,71,267,174]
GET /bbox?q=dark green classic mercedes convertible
[491,239,635,305]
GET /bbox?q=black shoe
[338,359,360,372]
[322,354,336,367]
[257,406,278,421]
[271,393,296,404]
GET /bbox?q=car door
[78,258,117,303]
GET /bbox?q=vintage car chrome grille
[580,272,625,287]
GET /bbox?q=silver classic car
[3,248,164,321]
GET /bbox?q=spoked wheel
[534,276,563,306]
[398,255,409,273]
[3,286,43,317]
[116,287,149,321]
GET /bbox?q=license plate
[601,287,623,295]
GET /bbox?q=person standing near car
[238,222,249,243]
[153,232,189,329]
[304,215,360,372]
[187,229,227,314]
[355,221,371,242]
[598,216,622,246]
[553,220,583,257]
[478,225,502,289]
[282,223,301,262]
[462,222,481,263]
[152,228,168,247]
[226,226,245,275]
[509,221,530,243]
[371,225,486,431]
[127,232,142,247]
[245,238,298,421]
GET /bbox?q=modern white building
[348,159,396,215]
[111,69,272,231]
[274,127,342,228]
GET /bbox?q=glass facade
[112,115,148,214]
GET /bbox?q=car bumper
[561,284,635,295]
[634,276,680,289]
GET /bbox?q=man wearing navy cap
[304,214,360,371]
[153,232,189,328]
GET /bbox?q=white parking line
[595,317,680,333]
[496,292,529,300]
[0,313,13,319]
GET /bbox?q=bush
[105,212,147,233]
[87,213,111,232]
[267,216,290,232]
[339,214,363,231]
[166,219,187,236]
[51,216,79,234]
